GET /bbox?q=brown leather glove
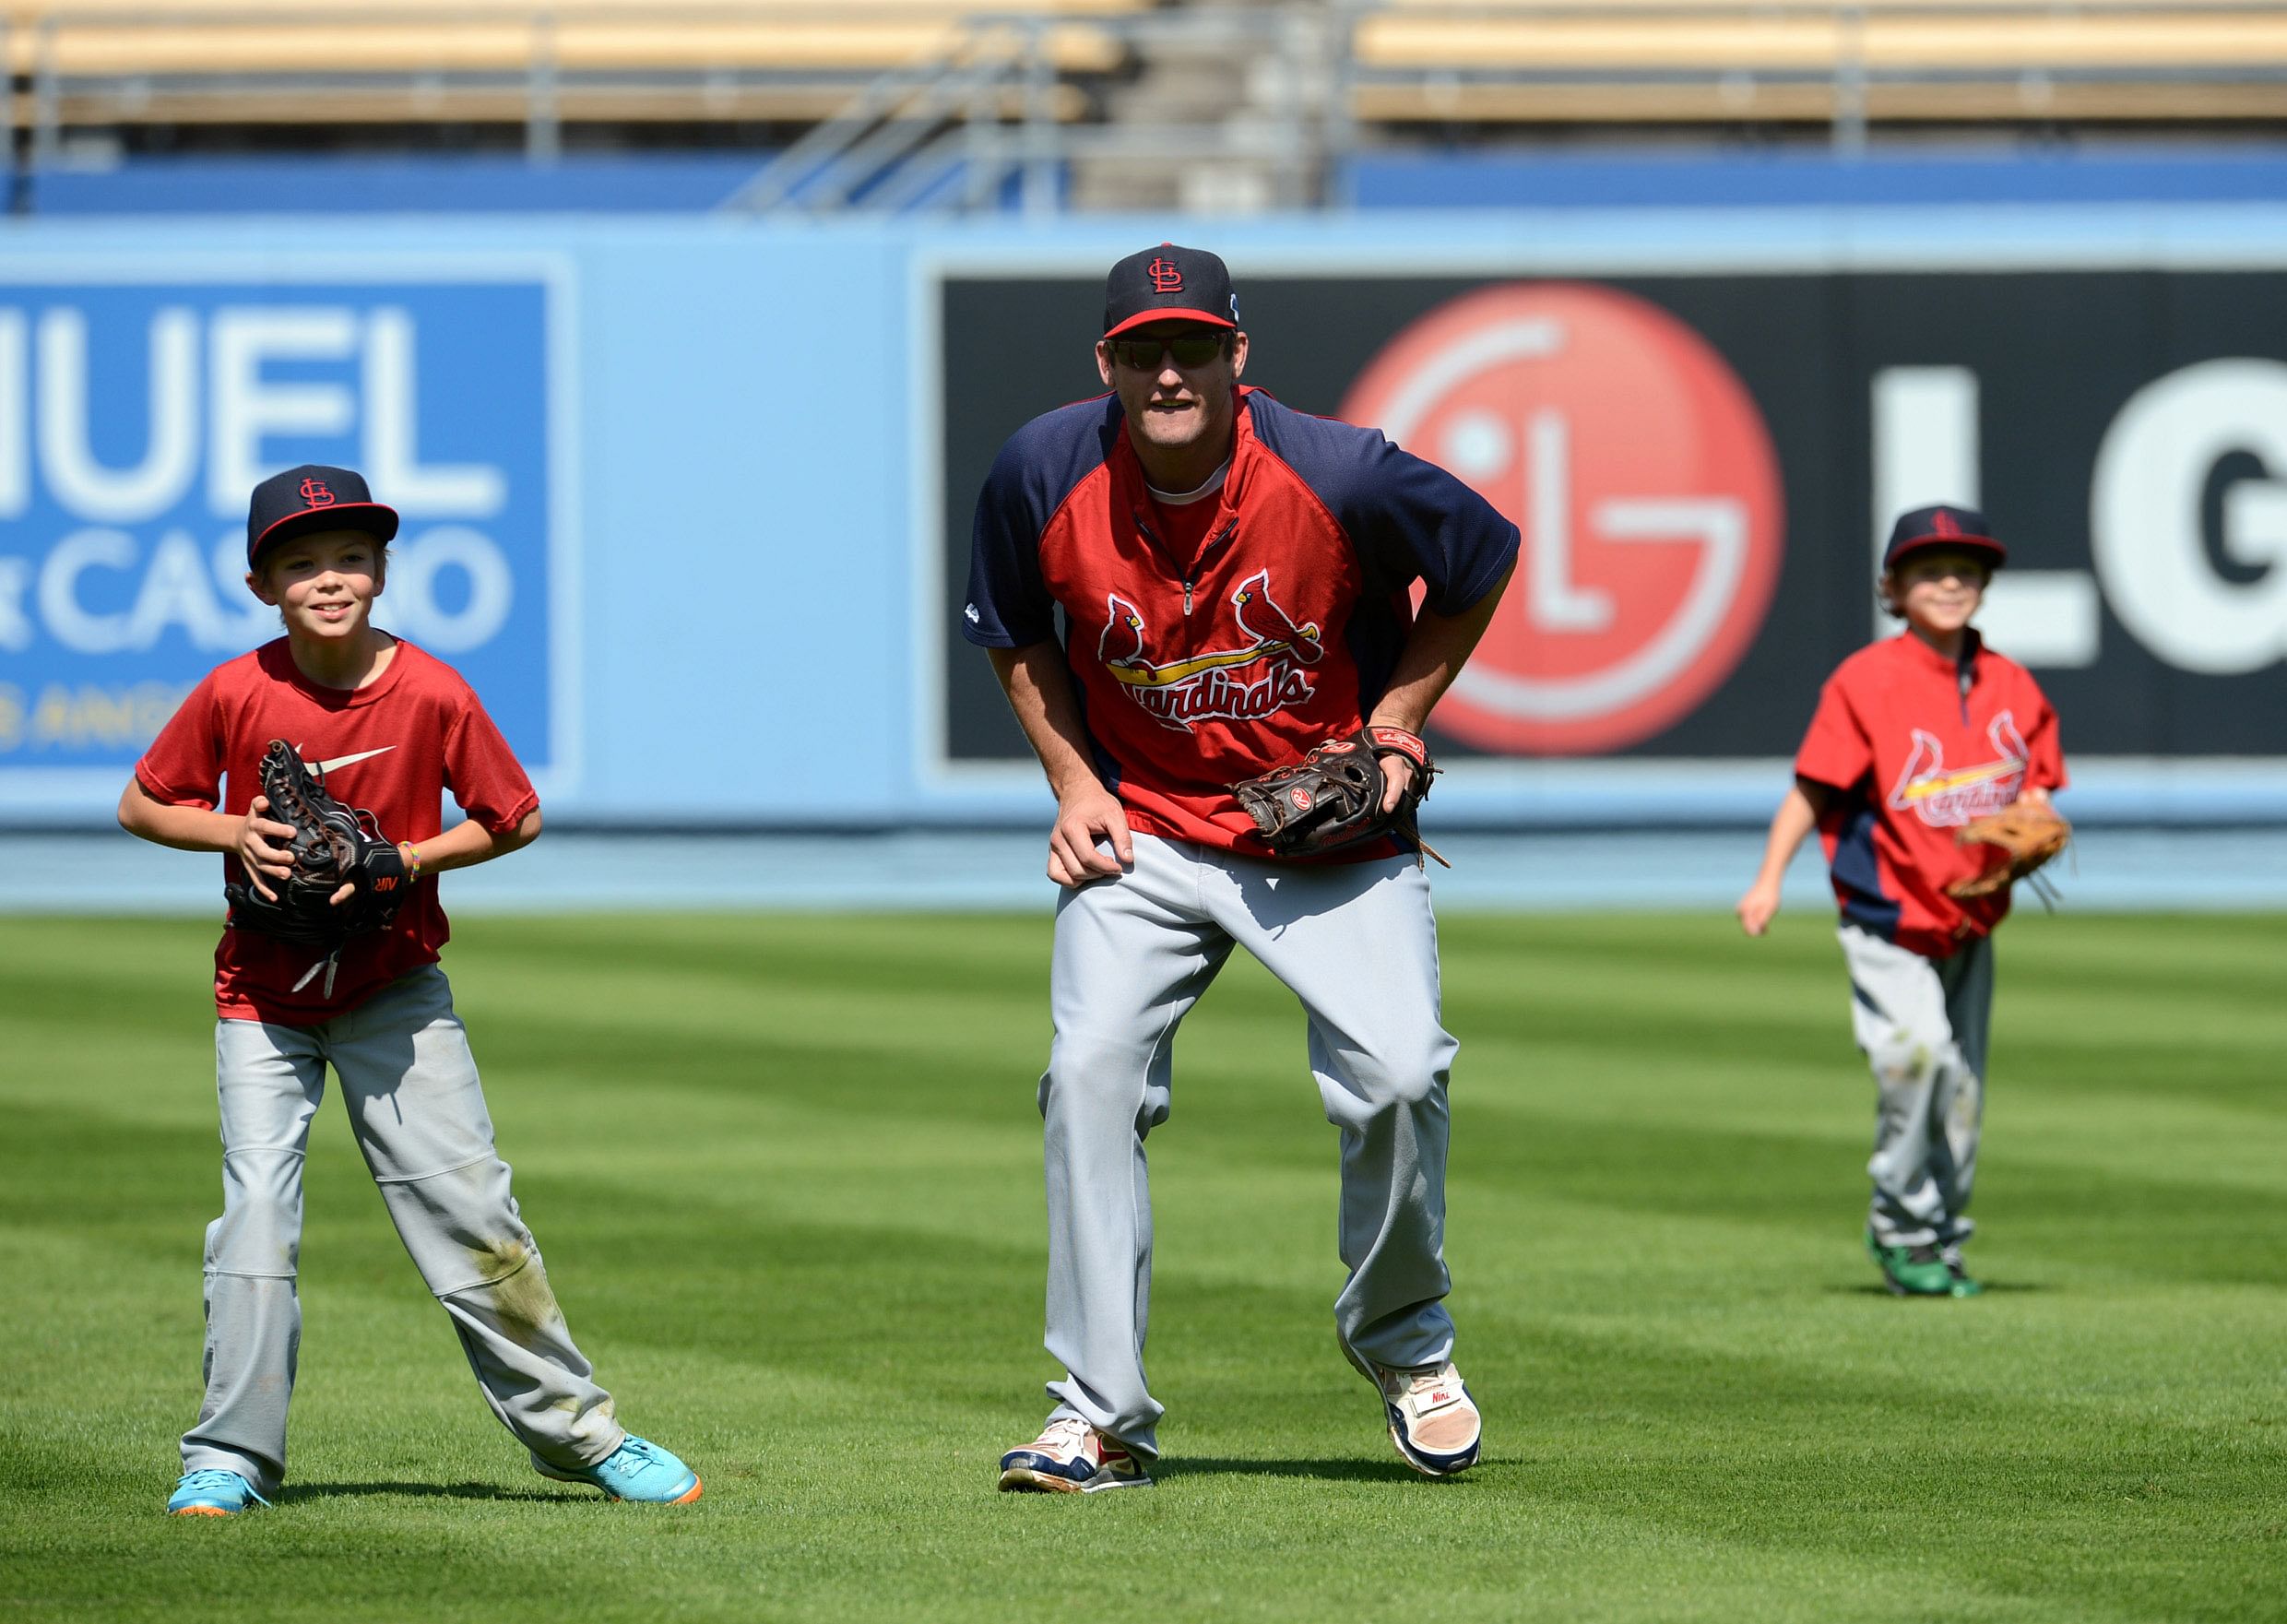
[1230,726,1447,868]
[1948,797,2070,899]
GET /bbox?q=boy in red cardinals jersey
[119,465,699,1516]
[1738,504,2067,1298]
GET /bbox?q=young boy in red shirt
[120,464,701,1514]
[1737,505,2067,1298]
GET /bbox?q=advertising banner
[928,261,2287,777]
[0,255,575,804]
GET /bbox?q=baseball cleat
[534,1436,702,1503]
[1371,1360,1481,1477]
[997,1416,1153,1493]
[167,1469,268,1516]
[1940,1247,1985,1297]
[1866,1230,1961,1297]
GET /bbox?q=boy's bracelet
[397,841,424,881]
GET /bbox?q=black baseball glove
[1230,726,1448,867]
[226,741,410,979]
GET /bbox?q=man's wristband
[397,841,423,881]
[1364,724,1431,773]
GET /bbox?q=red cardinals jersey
[965,385,1518,854]
[1795,630,2067,958]
[136,638,539,1025]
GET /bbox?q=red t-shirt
[1795,630,2067,959]
[135,638,539,1025]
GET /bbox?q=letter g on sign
[2092,358,2287,675]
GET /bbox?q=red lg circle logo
[1341,283,1783,755]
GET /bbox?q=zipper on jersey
[1135,509,1237,618]
[1183,521,1238,617]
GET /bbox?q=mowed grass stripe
[2,912,2281,1622]
[7,1064,2273,1300]
[23,1018,2275,1287]
[6,1203,2269,1624]
[14,1081,2268,1434]
[8,915,2275,1280]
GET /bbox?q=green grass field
[3,909,2282,1622]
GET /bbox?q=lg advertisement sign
[931,263,2287,770]
[1338,282,1784,756]
[0,259,574,801]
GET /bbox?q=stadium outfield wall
[5,204,2287,836]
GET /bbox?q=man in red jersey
[966,244,1518,1490]
[1738,504,2068,1298]
[121,465,700,1515]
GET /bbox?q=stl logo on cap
[1148,256,1184,294]
[299,477,337,508]
[1342,281,1783,756]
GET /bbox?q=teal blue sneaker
[167,1469,268,1517]
[535,1436,702,1504]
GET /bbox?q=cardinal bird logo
[1096,571,1323,730]
[1888,711,2030,827]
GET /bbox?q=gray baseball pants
[182,965,622,1496]
[1039,833,1460,1460]
[1838,924,1995,1252]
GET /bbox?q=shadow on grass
[277,1481,584,1505]
[1155,1456,1438,1485]
[1824,1282,2051,1298]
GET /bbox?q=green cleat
[1866,1230,1958,1297]
[1941,1249,1985,1298]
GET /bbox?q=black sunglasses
[1106,334,1228,372]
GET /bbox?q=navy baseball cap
[246,464,399,568]
[1881,504,2008,573]
[1102,243,1239,338]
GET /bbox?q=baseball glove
[1231,725,1449,867]
[226,740,410,984]
[1947,797,2070,900]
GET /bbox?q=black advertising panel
[936,267,2287,765]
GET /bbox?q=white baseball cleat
[1371,1359,1482,1476]
[997,1416,1153,1493]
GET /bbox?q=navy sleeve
[962,397,1116,650]
[1247,394,1519,615]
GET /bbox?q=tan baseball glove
[1947,797,2070,900]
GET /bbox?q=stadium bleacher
[2,0,1132,133]
[1350,1,2287,128]
[5,1,2284,215]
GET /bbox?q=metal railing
[721,15,1084,215]
[725,6,1338,214]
